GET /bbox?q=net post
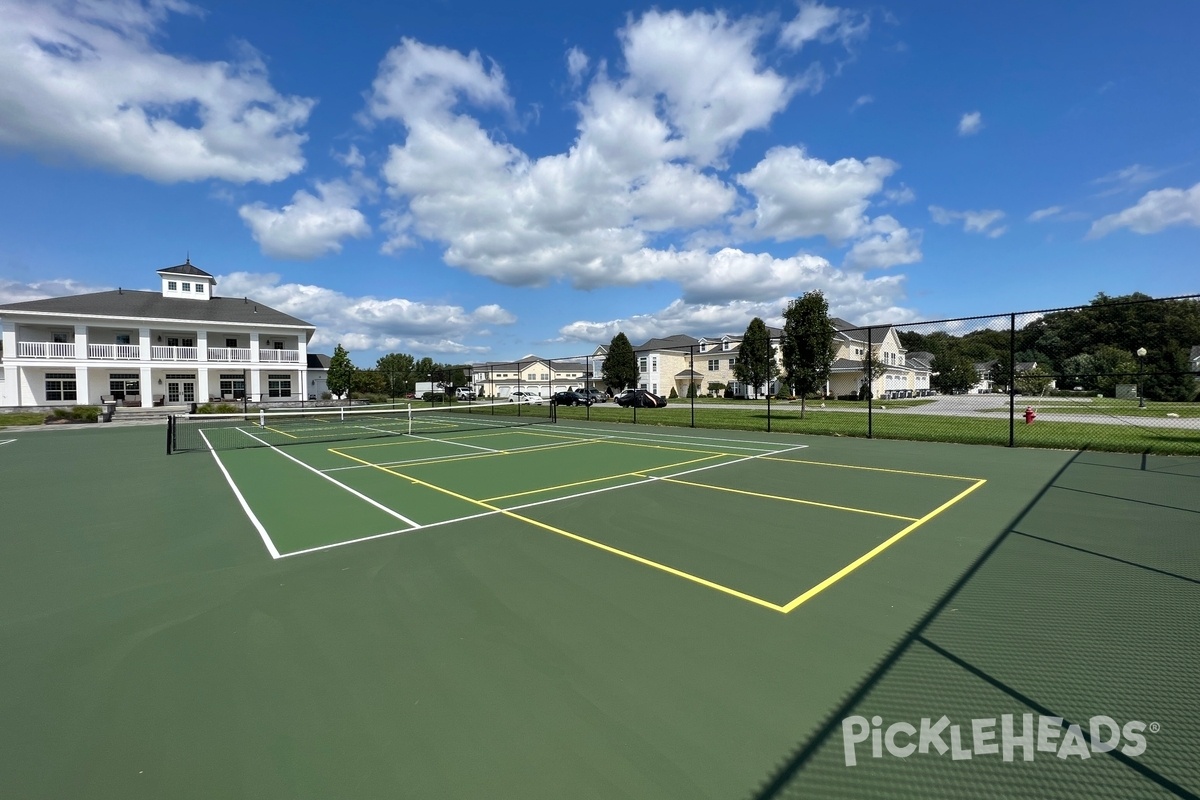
[1008,313,1016,447]
[408,403,413,435]
[867,326,874,439]
[166,415,174,455]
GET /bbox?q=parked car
[615,389,667,408]
[552,390,592,406]
[576,388,605,403]
[455,387,476,401]
[508,391,545,404]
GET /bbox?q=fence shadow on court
[748,450,1200,800]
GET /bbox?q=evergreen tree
[734,317,776,399]
[376,352,415,399]
[327,344,356,399]
[779,291,836,417]
[601,333,639,392]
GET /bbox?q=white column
[299,368,308,399]
[140,365,153,407]
[249,368,262,404]
[139,327,151,361]
[197,329,208,362]
[297,333,309,363]
[250,332,260,363]
[2,321,18,407]
[197,368,210,402]
[74,324,89,362]
[2,319,16,360]
[75,365,90,404]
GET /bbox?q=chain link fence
[512,295,1199,456]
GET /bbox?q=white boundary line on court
[320,435,609,473]
[406,431,499,453]
[236,427,421,530]
[275,441,810,559]
[552,423,806,451]
[200,430,281,559]
[0,439,16,446]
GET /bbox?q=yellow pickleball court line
[329,448,788,612]
[655,476,920,522]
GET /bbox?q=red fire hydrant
[1024,406,1036,425]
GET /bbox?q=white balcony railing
[151,345,199,361]
[88,343,141,360]
[18,341,78,358]
[258,349,300,363]
[208,347,253,362]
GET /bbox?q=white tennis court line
[200,430,281,559]
[552,422,809,452]
[406,431,499,453]
[0,439,16,446]
[321,436,606,473]
[276,441,810,559]
[234,427,420,536]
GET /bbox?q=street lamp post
[1136,347,1147,408]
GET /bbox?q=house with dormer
[0,261,319,408]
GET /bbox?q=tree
[376,352,415,399]
[779,291,836,418]
[734,317,777,399]
[327,344,355,399]
[602,333,639,392]
[861,346,887,399]
[1015,365,1053,396]
[930,353,977,395]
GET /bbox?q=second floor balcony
[13,341,300,364]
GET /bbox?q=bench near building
[0,261,326,409]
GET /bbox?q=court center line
[655,477,920,521]
[322,438,601,472]
[406,431,499,453]
[199,429,280,559]
[481,453,728,503]
[236,428,420,528]
[778,478,988,613]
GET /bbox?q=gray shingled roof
[157,262,214,278]
[635,334,701,350]
[0,289,313,327]
[307,353,331,369]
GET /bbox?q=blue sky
[1,0,1197,366]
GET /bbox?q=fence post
[867,326,873,439]
[690,345,695,428]
[1008,313,1016,447]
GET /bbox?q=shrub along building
[0,261,328,408]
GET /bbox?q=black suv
[552,390,593,406]
[576,388,605,403]
[614,389,666,408]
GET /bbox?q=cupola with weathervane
[157,257,215,300]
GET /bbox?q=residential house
[467,356,592,399]
[0,261,318,408]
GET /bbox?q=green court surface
[0,420,1196,799]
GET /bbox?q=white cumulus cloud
[239,181,371,259]
[216,272,515,355]
[1087,182,1200,238]
[0,0,313,183]
[957,111,983,136]
[929,205,1007,237]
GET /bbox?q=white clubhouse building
[0,261,321,408]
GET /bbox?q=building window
[195,284,204,294]
[52,331,71,344]
[219,374,246,398]
[226,338,238,348]
[182,283,191,292]
[46,373,77,401]
[109,373,139,399]
[722,341,731,351]
[115,333,131,345]
[167,337,179,347]
[729,358,736,369]
[167,281,177,291]
[708,359,719,371]
[638,358,648,372]
[268,374,292,398]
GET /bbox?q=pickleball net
[167,401,556,453]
